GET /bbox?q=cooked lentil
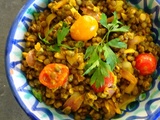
[21,0,160,119]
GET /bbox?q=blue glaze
[21,17,32,30]
[32,101,54,120]
[157,0,160,4]
[126,101,140,112]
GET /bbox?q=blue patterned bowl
[5,0,160,120]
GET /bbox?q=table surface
[0,0,31,120]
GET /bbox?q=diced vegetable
[121,61,134,74]
[70,7,81,19]
[34,42,43,52]
[66,51,83,65]
[54,52,65,60]
[52,0,68,11]
[123,48,135,54]
[69,0,77,6]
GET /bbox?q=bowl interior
[5,0,160,120]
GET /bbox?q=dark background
[0,0,31,120]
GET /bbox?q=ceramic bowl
[5,0,160,119]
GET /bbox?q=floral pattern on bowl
[5,0,160,120]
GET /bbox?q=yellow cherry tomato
[70,15,98,41]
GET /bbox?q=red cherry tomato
[135,53,157,75]
[91,72,114,93]
[39,63,69,89]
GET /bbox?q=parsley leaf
[99,59,110,76]
[103,44,119,71]
[100,12,129,42]
[45,22,70,52]
[84,46,96,60]
[48,45,60,52]
[32,88,42,102]
[96,67,106,88]
[100,13,108,28]
[57,23,70,46]
[84,59,99,75]
[108,38,127,48]
[112,26,130,32]
[112,12,121,25]
[90,68,99,85]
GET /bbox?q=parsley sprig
[39,22,84,52]
[49,22,70,52]
[38,22,70,51]
[84,12,129,88]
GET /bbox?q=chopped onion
[105,100,121,115]
[52,0,68,11]
[81,7,101,21]
[63,92,84,111]
[121,61,134,74]
[44,13,56,37]
[120,69,137,94]
[128,35,145,49]
[26,49,36,67]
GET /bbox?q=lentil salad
[21,0,160,119]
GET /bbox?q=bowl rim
[4,0,160,120]
[5,0,41,119]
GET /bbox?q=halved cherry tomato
[91,72,114,93]
[135,53,157,75]
[39,63,69,89]
[70,15,98,41]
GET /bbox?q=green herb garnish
[32,88,42,102]
[38,26,54,45]
[57,23,70,46]
[48,22,70,52]
[38,22,70,51]
[84,12,129,88]
[39,22,85,52]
